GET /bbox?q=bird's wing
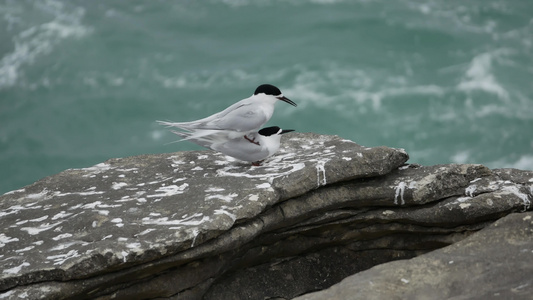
[209,102,268,132]
[156,97,252,129]
[159,101,268,132]
[211,134,265,162]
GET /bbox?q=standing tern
[157,84,296,142]
[169,126,294,166]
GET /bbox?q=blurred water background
[1,0,532,194]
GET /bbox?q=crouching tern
[169,126,294,166]
[157,84,296,143]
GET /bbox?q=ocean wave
[214,0,351,7]
[0,0,91,89]
[158,56,532,124]
[281,63,446,112]
[450,150,471,164]
[154,68,289,90]
[456,49,512,101]
[487,155,533,171]
[402,0,509,36]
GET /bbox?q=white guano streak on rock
[111,218,124,228]
[51,211,73,220]
[214,209,237,222]
[0,233,19,247]
[393,181,417,205]
[15,246,34,253]
[21,221,64,235]
[26,189,49,200]
[52,233,73,241]
[82,163,112,177]
[29,215,48,222]
[135,229,156,237]
[465,184,477,197]
[47,250,80,265]
[190,228,200,248]
[256,183,272,189]
[49,241,88,251]
[216,162,305,182]
[1,188,25,196]
[206,193,238,202]
[205,187,225,192]
[394,182,407,205]
[0,291,15,298]
[316,160,327,187]
[459,203,472,209]
[2,262,30,274]
[501,185,531,211]
[142,212,209,226]
[0,204,41,218]
[112,182,128,190]
[54,190,106,197]
[147,183,189,198]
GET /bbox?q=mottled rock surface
[0,133,531,300]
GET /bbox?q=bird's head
[253,84,297,107]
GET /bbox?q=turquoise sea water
[1,0,532,194]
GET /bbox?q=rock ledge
[0,133,531,299]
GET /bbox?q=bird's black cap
[258,126,281,136]
[258,126,295,136]
[254,84,282,96]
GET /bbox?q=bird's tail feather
[157,120,210,139]
[156,118,216,130]
[158,120,248,148]
[156,120,195,129]
[170,129,244,149]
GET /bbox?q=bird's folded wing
[211,136,264,162]
[210,103,268,132]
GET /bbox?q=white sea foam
[487,155,533,171]
[451,151,470,164]
[457,50,510,101]
[509,156,533,171]
[285,63,445,113]
[156,67,286,90]
[0,0,91,89]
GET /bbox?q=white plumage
[170,126,294,165]
[157,84,296,141]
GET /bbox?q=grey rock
[0,133,531,300]
[294,211,533,300]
